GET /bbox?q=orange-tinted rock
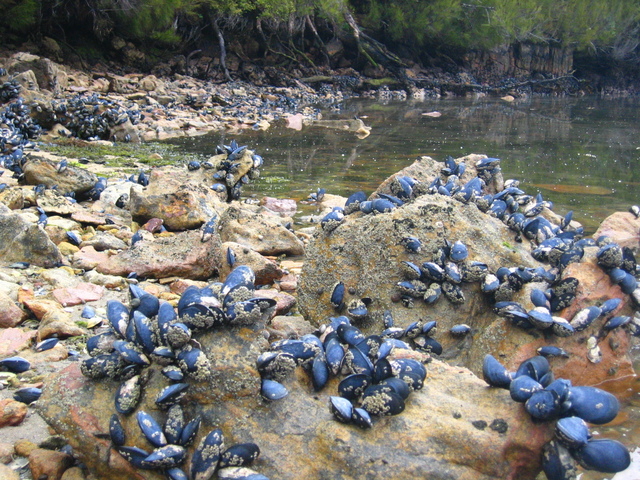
[593,211,640,251]
[0,291,27,328]
[0,399,28,427]
[0,442,13,464]
[52,282,104,307]
[0,328,37,356]
[220,242,284,285]
[28,448,74,480]
[71,246,112,270]
[260,197,297,216]
[0,464,19,480]
[37,309,86,341]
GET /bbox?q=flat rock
[96,229,223,280]
[71,246,111,270]
[35,189,79,215]
[0,328,37,356]
[52,282,104,307]
[37,309,86,341]
[593,211,640,252]
[219,205,305,256]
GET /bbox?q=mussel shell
[217,466,270,480]
[515,355,550,382]
[0,355,30,374]
[361,385,405,416]
[163,405,184,445]
[537,346,569,358]
[179,416,201,446]
[343,346,374,376]
[482,354,512,389]
[311,355,329,391]
[260,379,288,401]
[330,282,345,309]
[377,376,411,400]
[542,440,577,480]
[330,395,353,423]
[190,429,225,480]
[220,443,260,468]
[116,446,152,469]
[107,300,130,338]
[413,335,443,355]
[566,386,619,424]
[137,411,167,448]
[351,407,373,429]
[34,338,59,352]
[574,438,631,473]
[110,414,126,446]
[525,389,561,420]
[142,444,187,468]
[13,387,41,404]
[177,346,211,381]
[155,383,189,409]
[509,375,543,403]
[115,375,143,415]
[555,416,590,449]
[338,373,372,400]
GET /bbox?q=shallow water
[168,96,640,478]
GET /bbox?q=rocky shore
[0,51,639,480]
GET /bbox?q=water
[168,96,640,478]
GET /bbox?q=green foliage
[0,0,38,33]
[112,0,185,41]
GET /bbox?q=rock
[0,291,27,328]
[28,448,74,480]
[14,439,37,457]
[12,69,39,91]
[21,343,69,365]
[0,328,37,357]
[260,197,297,216]
[82,270,128,289]
[0,399,28,427]
[219,205,305,256]
[39,324,552,480]
[0,187,25,210]
[0,442,14,463]
[80,232,128,251]
[52,283,104,307]
[37,309,86,341]
[593,211,640,252]
[40,267,80,289]
[109,119,140,143]
[269,315,314,339]
[129,175,220,231]
[0,464,18,480]
[253,288,296,316]
[36,189,79,215]
[21,295,65,320]
[96,229,222,280]
[22,157,98,196]
[6,52,68,93]
[61,466,86,480]
[71,246,111,271]
[220,242,284,285]
[0,209,62,267]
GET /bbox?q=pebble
[14,439,37,457]
[0,399,28,427]
[0,442,14,463]
[28,448,74,480]
[0,464,19,480]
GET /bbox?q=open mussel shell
[482,354,512,389]
[574,438,631,473]
[219,442,260,468]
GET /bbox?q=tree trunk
[211,17,232,82]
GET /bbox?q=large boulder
[6,52,68,93]
[297,156,638,385]
[38,322,552,480]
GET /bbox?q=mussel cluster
[257,313,428,428]
[80,265,275,479]
[0,78,21,103]
[483,354,630,478]
[51,93,143,140]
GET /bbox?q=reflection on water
[168,96,640,477]
[170,96,640,233]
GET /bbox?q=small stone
[28,448,74,480]
[0,291,27,328]
[61,466,86,480]
[0,464,19,480]
[0,328,37,357]
[58,241,80,256]
[471,420,487,430]
[0,442,14,463]
[0,399,28,427]
[14,439,37,457]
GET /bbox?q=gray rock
[0,209,62,267]
[22,157,98,196]
[219,205,304,256]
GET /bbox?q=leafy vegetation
[2,0,640,69]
